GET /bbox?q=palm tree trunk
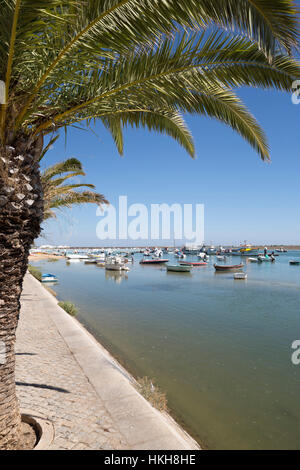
[0,138,43,449]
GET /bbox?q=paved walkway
[16,274,199,450]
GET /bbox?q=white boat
[234,273,247,280]
[105,256,129,271]
[154,249,163,258]
[167,265,191,273]
[216,255,225,261]
[94,253,106,261]
[66,253,89,260]
[41,273,58,283]
[175,252,186,259]
[198,252,209,262]
[84,258,98,264]
[258,255,275,262]
[248,257,259,262]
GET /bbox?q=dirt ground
[18,422,37,450]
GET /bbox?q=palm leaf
[0,1,299,161]
[42,156,108,220]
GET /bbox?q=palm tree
[0,1,299,449]
[42,158,108,220]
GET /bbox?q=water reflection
[105,270,128,284]
[43,281,59,288]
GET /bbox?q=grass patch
[28,265,42,281]
[136,377,168,412]
[58,301,77,317]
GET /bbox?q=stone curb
[21,411,55,450]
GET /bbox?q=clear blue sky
[39,84,299,247]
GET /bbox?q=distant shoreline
[33,245,300,250]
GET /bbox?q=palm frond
[42,157,84,180]
[0,1,299,161]
[44,190,108,220]
[0,0,21,137]
[42,156,108,220]
[39,134,60,161]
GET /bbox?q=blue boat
[41,273,58,282]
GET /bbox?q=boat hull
[214,263,244,271]
[140,259,169,265]
[234,273,247,280]
[167,265,191,272]
[179,261,207,266]
[41,274,58,282]
[105,265,122,271]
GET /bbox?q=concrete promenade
[15,273,200,450]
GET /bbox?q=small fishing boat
[96,262,106,267]
[41,273,58,282]
[289,260,300,265]
[198,253,209,262]
[214,263,244,272]
[234,272,247,280]
[93,253,106,261]
[216,255,225,261]
[105,256,129,271]
[174,252,186,259]
[84,259,98,264]
[140,258,169,265]
[167,265,191,273]
[258,255,275,262]
[153,249,163,258]
[179,261,207,266]
[248,257,259,262]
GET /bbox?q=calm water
[32,252,300,449]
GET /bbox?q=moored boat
[105,256,129,271]
[96,262,106,267]
[214,263,244,272]
[174,252,186,259]
[179,261,207,266]
[66,253,89,260]
[258,255,275,262]
[289,260,300,265]
[41,273,58,282]
[167,265,191,273]
[234,272,248,280]
[140,258,169,265]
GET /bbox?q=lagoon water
[32,252,300,449]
